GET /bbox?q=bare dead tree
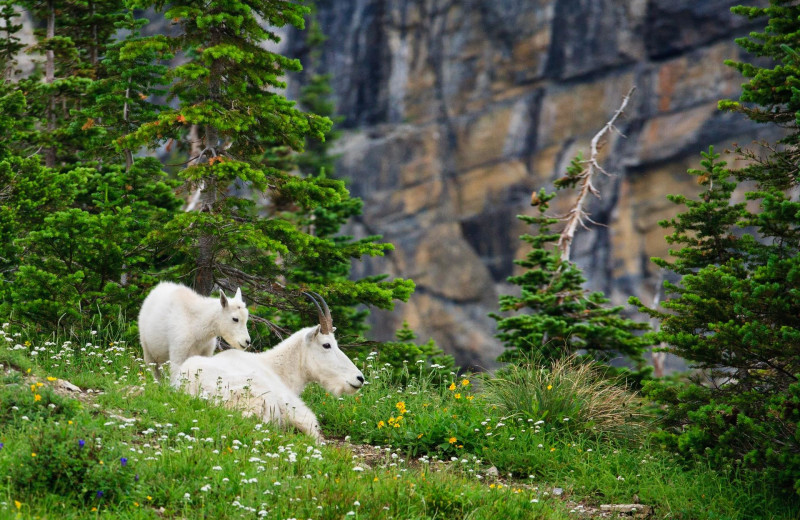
[557,87,635,262]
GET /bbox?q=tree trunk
[44,0,56,168]
[193,47,222,296]
[193,178,217,296]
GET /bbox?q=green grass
[0,322,797,519]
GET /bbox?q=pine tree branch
[557,86,635,262]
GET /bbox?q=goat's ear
[220,291,229,308]
[234,287,242,301]
[305,325,321,343]
[332,326,337,333]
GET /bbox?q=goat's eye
[232,317,239,323]
[322,343,331,350]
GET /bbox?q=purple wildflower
[120,457,127,467]
[96,490,103,498]
[79,439,85,448]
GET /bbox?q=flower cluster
[378,401,408,429]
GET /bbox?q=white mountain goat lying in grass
[139,282,251,380]
[173,292,364,442]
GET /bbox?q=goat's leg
[142,343,161,381]
[279,396,323,442]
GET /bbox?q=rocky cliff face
[286,0,777,369]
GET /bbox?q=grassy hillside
[0,323,796,519]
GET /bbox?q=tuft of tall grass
[481,355,651,442]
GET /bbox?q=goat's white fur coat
[139,282,251,380]
[173,325,364,442]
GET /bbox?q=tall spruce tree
[0,2,182,332]
[0,1,23,78]
[127,0,413,341]
[16,0,127,166]
[632,0,800,494]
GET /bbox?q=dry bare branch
[557,86,635,262]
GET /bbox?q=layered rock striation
[286,0,777,368]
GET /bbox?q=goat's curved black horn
[307,291,333,333]
[302,292,331,334]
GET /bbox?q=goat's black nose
[246,339,251,346]
[357,375,365,383]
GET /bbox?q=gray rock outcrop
[285,0,777,369]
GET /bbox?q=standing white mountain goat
[139,282,251,380]
[173,292,364,442]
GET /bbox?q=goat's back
[139,282,203,364]
[175,351,292,407]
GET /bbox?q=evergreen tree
[491,167,651,381]
[632,0,800,494]
[126,0,413,342]
[0,3,182,332]
[0,1,23,78]
[15,0,127,166]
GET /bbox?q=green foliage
[5,423,136,504]
[1,157,181,332]
[645,379,800,496]
[482,355,649,442]
[0,0,23,77]
[491,184,651,380]
[14,1,129,165]
[631,1,800,496]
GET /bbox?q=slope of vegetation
[1,324,795,519]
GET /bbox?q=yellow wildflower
[547,384,553,390]
[396,401,407,414]
[448,382,456,391]
[34,394,41,402]
[454,393,461,399]
[461,379,469,386]
[417,433,423,439]
[466,395,475,401]
[147,496,152,501]
[47,376,57,381]
[36,382,43,387]
[377,421,385,429]
[550,447,556,452]
[91,507,97,512]
[448,437,457,444]
[14,501,21,510]
[31,452,36,457]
